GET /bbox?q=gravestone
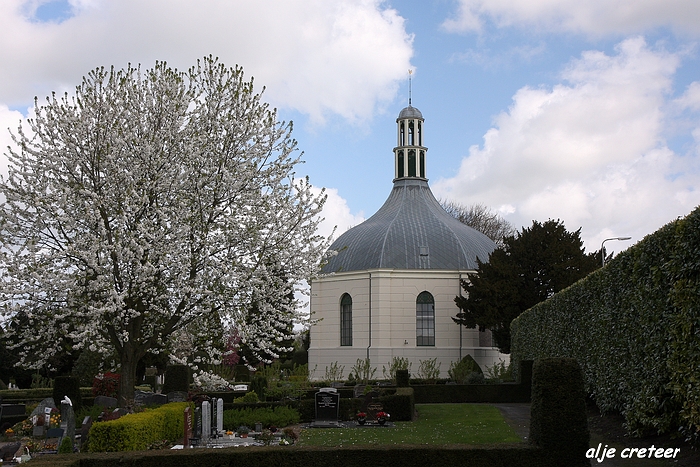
[360,390,383,422]
[80,416,92,450]
[201,400,211,440]
[93,395,118,407]
[148,393,168,405]
[60,398,76,448]
[194,406,202,439]
[216,398,223,435]
[133,390,150,406]
[167,391,188,403]
[183,407,192,448]
[353,385,366,398]
[29,398,55,418]
[312,387,341,427]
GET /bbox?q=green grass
[299,403,522,446]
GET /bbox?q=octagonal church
[308,104,508,379]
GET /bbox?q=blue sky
[2,0,700,255]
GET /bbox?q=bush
[382,357,411,383]
[250,376,267,402]
[415,358,441,383]
[58,435,73,454]
[233,391,259,404]
[162,365,190,393]
[88,402,191,452]
[448,355,482,383]
[92,372,120,398]
[529,358,588,466]
[54,376,82,412]
[222,405,300,430]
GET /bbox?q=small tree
[0,57,328,404]
[454,220,600,353]
[441,201,516,246]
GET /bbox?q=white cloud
[0,0,413,123]
[442,0,700,36]
[312,186,365,243]
[0,105,25,180]
[433,37,700,251]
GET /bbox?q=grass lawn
[298,403,522,446]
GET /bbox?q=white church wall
[309,268,509,380]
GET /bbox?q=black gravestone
[312,388,342,427]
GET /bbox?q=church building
[308,103,508,380]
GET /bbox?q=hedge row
[88,402,192,452]
[511,205,700,439]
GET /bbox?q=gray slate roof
[322,179,496,273]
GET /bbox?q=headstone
[360,391,383,422]
[80,416,92,450]
[201,401,211,440]
[167,391,188,402]
[233,384,248,392]
[60,398,76,448]
[93,395,118,407]
[29,398,56,418]
[353,385,366,398]
[133,390,150,406]
[194,407,202,438]
[216,398,224,435]
[313,388,341,427]
[183,407,192,448]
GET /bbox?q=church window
[400,123,405,146]
[408,150,416,177]
[408,120,415,145]
[416,291,435,346]
[340,293,352,346]
[419,151,425,178]
[398,151,404,178]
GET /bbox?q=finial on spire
[408,69,413,106]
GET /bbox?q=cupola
[394,103,427,180]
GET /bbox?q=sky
[2,0,700,258]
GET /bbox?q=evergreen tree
[454,219,600,353]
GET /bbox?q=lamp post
[601,237,632,266]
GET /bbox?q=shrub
[382,357,411,383]
[250,376,267,401]
[88,402,191,452]
[416,358,441,383]
[323,361,345,381]
[92,372,120,398]
[53,376,82,412]
[448,355,482,383]
[350,358,376,385]
[222,405,300,430]
[162,365,190,393]
[485,358,513,382]
[529,358,588,466]
[233,391,259,404]
[58,435,73,454]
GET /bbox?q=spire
[394,73,427,181]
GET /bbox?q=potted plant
[356,412,367,425]
[376,411,390,426]
[237,426,250,438]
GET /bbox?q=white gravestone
[201,401,211,440]
[216,398,224,435]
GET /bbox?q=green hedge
[222,406,300,430]
[23,444,559,467]
[529,358,588,466]
[88,402,192,452]
[511,205,700,439]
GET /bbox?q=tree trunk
[118,346,139,407]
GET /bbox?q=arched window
[408,149,416,177]
[340,293,352,346]
[397,150,404,178]
[419,151,425,178]
[416,291,435,346]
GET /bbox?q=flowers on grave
[4,427,14,437]
[376,411,390,425]
[237,425,250,437]
[49,408,61,428]
[279,438,290,445]
[356,412,367,425]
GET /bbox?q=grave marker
[183,407,192,448]
[313,388,341,427]
[201,401,211,440]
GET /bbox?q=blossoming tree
[0,57,328,403]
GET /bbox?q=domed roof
[398,105,423,119]
[322,179,496,273]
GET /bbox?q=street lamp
[601,237,632,266]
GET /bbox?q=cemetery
[0,358,594,467]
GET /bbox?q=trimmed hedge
[54,376,83,412]
[529,358,588,466]
[88,402,192,452]
[511,206,700,439]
